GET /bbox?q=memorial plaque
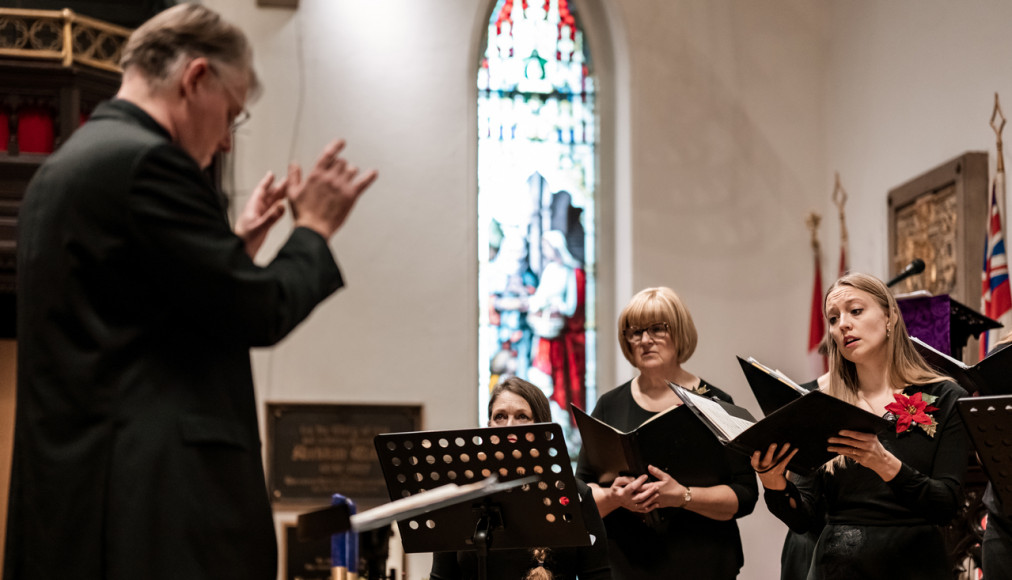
[268,403,422,504]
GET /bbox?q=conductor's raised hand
[751,443,797,491]
[288,139,379,239]
[235,170,288,259]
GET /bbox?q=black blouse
[765,380,969,531]
[575,380,758,580]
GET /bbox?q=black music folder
[738,356,810,416]
[957,395,1012,516]
[571,403,735,487]
[672,381,891,476]
[913,337,1012,396]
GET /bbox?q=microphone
[886,258,926,287]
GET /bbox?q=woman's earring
[886,326,891,339]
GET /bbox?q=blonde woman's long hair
[823,273,947,469]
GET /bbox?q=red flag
[808,251,827,376]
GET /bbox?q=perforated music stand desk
[958,395,1012,516]
[375,423,590,579]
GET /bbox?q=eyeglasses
[623,322,670,343]
[208,63,251,132]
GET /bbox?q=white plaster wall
[610,2,830,577]
[826,0,1012,280]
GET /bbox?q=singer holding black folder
[575,287,758,580]
[753,273,968,580]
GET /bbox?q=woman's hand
[828,430,902,481]
[641,465,687,509]
[751,443,797,491]
[606,474,657,513]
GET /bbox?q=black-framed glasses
[623,321,670,343]
[208,63,251,132]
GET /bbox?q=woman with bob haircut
[575,287,758,579]
[430,377,611,580]
[753,272,968,579]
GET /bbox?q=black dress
[429,480,611,580]
[778,380,824,580]
[764,380,968,580]
[981,342,1012,579]
[575,380,758,580]
[982,485,1012,579]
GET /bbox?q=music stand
[374,422,591,580]
[958,395,1012,516]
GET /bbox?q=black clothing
[981,343,1012,579]
[779,380,824,580]
[429,480,611,580]
[575,380,758,580]
[5,99,343,580]
[765,380,968,580]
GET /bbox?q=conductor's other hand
[288,139,379,239]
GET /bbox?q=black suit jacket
[5,99,343,579]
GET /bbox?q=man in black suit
[4,4,377,579]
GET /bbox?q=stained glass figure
[477,0,597,460]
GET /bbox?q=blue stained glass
[477,0,597,461]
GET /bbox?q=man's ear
[179,56,211,97]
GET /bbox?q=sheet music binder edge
[672,382,891,475]
[572,401,741,481]
[913,337,1012,395]
[737,355,807,416]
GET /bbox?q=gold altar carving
[892,184,958,296]
[887,152,989,309]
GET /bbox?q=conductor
[4,4,377,580]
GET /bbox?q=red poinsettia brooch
[885,392,940,437]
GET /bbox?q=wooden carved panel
[892,183,959,296]
[887,152,989,309]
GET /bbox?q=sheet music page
[747,357,806,392]
[681,389,755,439]
[911,336,968,368]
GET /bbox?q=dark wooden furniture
[0,8,130,337]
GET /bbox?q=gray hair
[120,3,260,97]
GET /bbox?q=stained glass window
[477,0,597,460]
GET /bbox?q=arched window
[477,0,597,458]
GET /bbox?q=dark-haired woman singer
[430,377,611,580]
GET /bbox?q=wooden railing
[0,8,130,73]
